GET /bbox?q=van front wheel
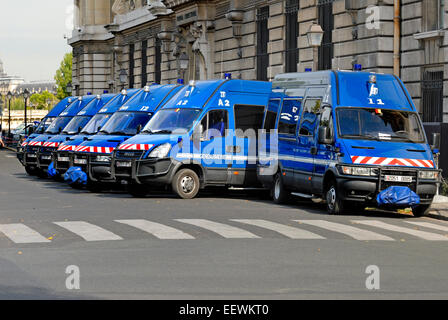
[272,173,288,204]
[172,169,200,199]
[325,180,345,215]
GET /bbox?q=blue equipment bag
[47,162,58,178]
[64,167,88,186]
[376,186,420,207]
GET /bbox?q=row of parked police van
[16,71,442,216]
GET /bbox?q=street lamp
[6,91,12,137]
[306,22,324,72]
[66,82,73,95]
[23,89,30,136]
[119,69,128,90]
[179,52,189,81]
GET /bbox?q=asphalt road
[0,149,447,300]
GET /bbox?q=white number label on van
[177,100,189,106]
[368,98,385,105]
[218,99,230,107]
[140,106,150,111]
[120,106,129,111]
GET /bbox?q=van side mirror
[78,126,83,134]
[97,126,102,132]
[318,126,334,145]
[432,132,440,150]
[58,127,63,133]
[136,124,142,134]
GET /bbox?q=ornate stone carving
[112,0,135,15]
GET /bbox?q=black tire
[87,181,103,193]
[325,179,345,215]
[69,182,84,190]
[272,173,288,204]
[25,166,37,176]
[412,204,431,218]
[128,183,150,198]
[36,169,47,179]
[172,169,200,199]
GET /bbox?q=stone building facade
[69,0,448,123]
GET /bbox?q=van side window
[299,99,321,136]
[263,99,280,130]
[278,99,301,135]
[200,110,228,140]
[234,105,266,136]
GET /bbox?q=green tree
[54,53,73,99]
[30,91,58,110]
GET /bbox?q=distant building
[15,81,57,95]
[0,57,25,95]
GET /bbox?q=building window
[422,70,444,123]
[141,40,148,87]
[318,0,334,70]
[129,43,135,88]
[155,38,162,84]
[423,0,443,31]
[285,0,299,73]
[256,6,270,81]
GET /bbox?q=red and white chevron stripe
[118,144,154,151]
[58,145,77,151]
[21,142,28,147]
[42,142,60,148]
[351,156,434,168]
[74,146,114,154]
[28,141,43,146]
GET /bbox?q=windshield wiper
[142,129,153,134]
[109,131,127,136]
[341,134,381,141]
[153,130,172,134]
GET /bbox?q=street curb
[426,207,448,221]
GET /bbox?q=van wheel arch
[323,171,337,196]
[175,163,205,188]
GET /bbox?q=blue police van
[70,84,183,189]
[257,71,441,217]
[44,93,116,175]
[111,77,272,199]
[18,96,76,172]
[54,89,140,176]
[32,95,97,175]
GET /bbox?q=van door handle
[226,146,241,153]
[310,147,318,155]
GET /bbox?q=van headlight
[95,155,112,162]
[148,143,171,158]
[340,166,376,176]
[418,170,439,180]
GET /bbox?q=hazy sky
[0,0,73,82]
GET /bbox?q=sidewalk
[427,195,448,221]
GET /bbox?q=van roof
[161,79,271,110]
[118,84,181,112]
[97,89,140,114]
[47,96,77,117]
[60,95,97,117]
[273,71,415,111]
[77,94,115,117]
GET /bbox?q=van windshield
[100,112,153,135]
[62,116,91,135]
[81,113,112,135]
[35,117,56,134]
[142,108,202,134]
[45,117,72,134]
[337,108,425,143]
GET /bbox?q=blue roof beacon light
[103,90,109,94]
[305,68,312,72]
[144,85,151,92]
[177,79,185,85]
[224,73,232,80]
[354,64,362,71]
[87,92,92,95]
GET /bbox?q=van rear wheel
[25,166,37,176]
[325,180,345,215]
[172,169,200,199]
[128,183,150,198]
[412,204,431,218]
[272,173,288,204]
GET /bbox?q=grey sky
[0,0,73,82]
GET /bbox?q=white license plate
[28,154,37,158]
[58,157,70,162]
[41,155,51,160]
[384,175,412,183]
[74,159,87,164]
[116,161,132,168]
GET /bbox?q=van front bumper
[37,147,57,170]
[335,166,440,206]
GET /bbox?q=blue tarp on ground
[64,167,88,186]
[47,162,58,178]
[377,186,420,207]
